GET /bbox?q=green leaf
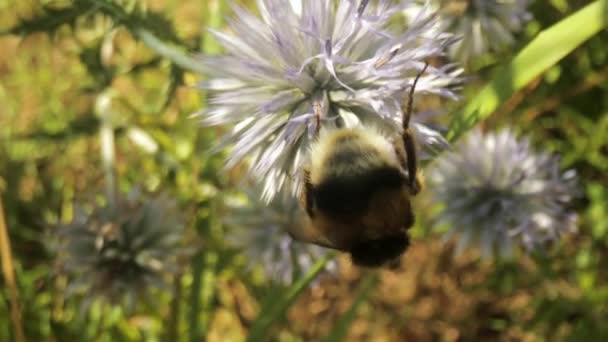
[447,0,608,142]
[135,28,206,74]
[201,0,227,54]
[2,2,96,36]
[324,274,378,342]
[247,253,335,341]
[80,0,206,74]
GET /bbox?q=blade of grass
[97,93,117,209]
[166,273,183,342]
[186,1,227,338]
[197,0,226,329]
[188,194,223,341]
[247,253,335,341]
[447,0,608,142]
[199,243,219,336]
[0,197,25,342]
[136,29,207,74]
[201,0,226,54]
[188,198,221,342]
[187,250,204,342]
[324,274,379,342]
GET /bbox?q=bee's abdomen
[313,165,403,216]
[349,233,410,267]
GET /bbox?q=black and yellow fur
[288,63,428,268]
[299,128,418,267]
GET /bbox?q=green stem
[135,29,206,74]
[199,252,218,336]
[247,253,335,341]
[324,274,378,342]
[96,92,117,208]
[201,0,225,54]
[188,251,204,342]
[166,273,183,342]
[199,198,222,338]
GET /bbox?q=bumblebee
[288,64,429,268]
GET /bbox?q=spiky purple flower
[225,188,336,284]
[57,190,188,307]
[429,129,578,258]
[195,0,462,201]
[406,0,532,63]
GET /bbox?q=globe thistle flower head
[429,128,578,259]
[225,188,336,285]
[195,0,463,201]
[57,190,188,307]
[430,0,532,63]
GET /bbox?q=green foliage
[247,254,334,341]
[447,0,608,141]
[324,274,378,342]
[1,0,607,340]
[3,1,95,36]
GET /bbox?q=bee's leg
[301,169,315,218]
[402,129,421,195]
[285,225,338,250]
[399,62,428,195]
[393,135,422,195]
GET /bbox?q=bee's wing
[286,219,340,250]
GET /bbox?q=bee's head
[349,233,409,267]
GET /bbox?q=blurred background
[1,0,607,341]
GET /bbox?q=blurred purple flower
[405,0,532,63]
[429,129,578,258]
[57,190,188,307]
[225,188,336,284]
